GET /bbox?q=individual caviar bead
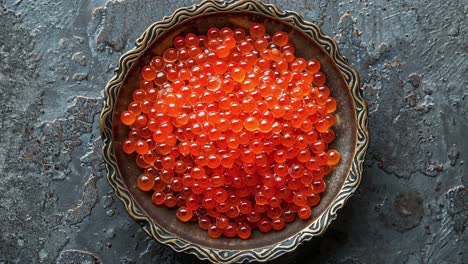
[207,27,220,39]
[271,218,286,231]
[306,59,320,74]
[217,118,231,132]
[223,222,238,238]
[170,176,183,191]
[281,133,295,148]
[213,60,228,75]
[241,78,255,91]
[224,205,240,219]
[173,36,186,49]
[236,223,251,239]
[236,199,251,215]
[315,151,328,166]
[163,193,177,208]
[160,169,174,183]
[185,195,199,211]
[142,150,157,164]
[283,50,295,62]
[238,40,253,54]
[292,193,308,207]
[160,156,175,170]
[134,140,149,155]
[325,97,337,113]
[240,149,255,164]
[267,206,282,220]
[243,116,259,131]
[140,100,152,114]
[219,26,234,37]
[122,139,135,154]
[297,149,311,163]
[307,193,321,207]
[241,96,256,113]
[202,196,216,209]
[229,119,243,133]
[177,48,190,62]
[324,114,336,127]
[184,33,199,47]
[257,218,272,233]
[273,163,289,177]
[198,216,211,230]
[315,119,330,133]
[312,179,326,193]
[215,44,231,58]
[311,140,327,154]
[215,215,230,229]
[141,66,156,81]
[134,114,147,127]
[295,134,309,149]
[128,101,142,114]
[249,23,265,38]
[172,160,186,173]
[163,48,178,62]
[190,166,205,180]
[231,67,246,82]
[254,192,267,205]
[272,31,289,46]
[191,182,205,195]
[215,200,229,213]
[233,28,246,42]
[121,111,136,125]
[313,72,326,85]
[283,209,296,223]
[273,149,287,163]
[150,56,165,71]
[297,205,312,220]
[154,71,168,86]
[220,153,235,168]
[182,173,195,187]
[208,224,223,239]
[249,140,264,154]
[176,206,193,222]
[290,163,305,179]
[327,149,341,165]
[152,192,165,205]
[137,174,154,191]
[205,154,220,169]
[214,188,228,203]
[268,195,281,208]
[254,38,268,51]
[318,85,330,97]
[209,173,224,187]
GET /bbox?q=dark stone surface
[0,0,466,263]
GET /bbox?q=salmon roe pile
[120,24,340,239]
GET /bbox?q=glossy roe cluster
[120,24,341,239]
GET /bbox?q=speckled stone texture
[0,0,466,263]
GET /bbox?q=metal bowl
[100,0,369,263]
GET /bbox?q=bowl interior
[112,12,356,250]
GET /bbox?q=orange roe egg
[176,206,193,222]
[237,223,252,239]
[137,174,154,191]
[272,31,288,46]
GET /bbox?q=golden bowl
[100,0,369,262]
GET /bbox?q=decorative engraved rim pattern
[100,0,369,263]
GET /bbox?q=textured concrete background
[0,0,467,263]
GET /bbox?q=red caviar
[121,23,340,239]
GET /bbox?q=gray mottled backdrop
[0,0,466,263]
